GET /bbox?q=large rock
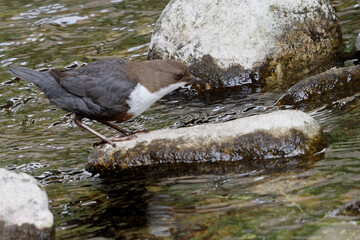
[87,110,326,177]
[0,169,54,240]
[276,64,360,110]
[148,0,343,91]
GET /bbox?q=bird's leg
[130,129,149,134]
[74,116,116,147]
[98,120,148,136]
[98,120,130,136]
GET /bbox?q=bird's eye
[175,73,182,80]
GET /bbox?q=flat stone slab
[87,110,326,177]
[0,168,54,240]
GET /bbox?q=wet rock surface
[0,222,54,240]
[276,64,360,110]
[0,168,54,240]
[87,110,326,177]
[148,0,343,91]
[331,200,360,218]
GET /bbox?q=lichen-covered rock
[0,168,54,240]
[148,0,343,91]
[276,64,360,110]
[87,110,326,177]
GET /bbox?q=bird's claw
[93,135,138,148]
[128,129,148,135]
[111,135,138,142]
[93,138,116,148]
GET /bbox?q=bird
[8,58,207,147]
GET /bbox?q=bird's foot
[120,129,149,136]
[112,135,138,142]
[127,129,148,135]
[93,138,117,148]
[113,132,128,138]
[93,135,138,148]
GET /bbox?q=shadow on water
[55,180,150,239]
[0,0,360,239]
[50,158,322,240]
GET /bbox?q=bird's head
[151,59,210,89]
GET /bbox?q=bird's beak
[187,76,211,90]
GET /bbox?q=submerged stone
[0,168,54,240]
[87,110,326,177]
[331,200,360,218]
[148,0,342,91]
[276,65,360,110]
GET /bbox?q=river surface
[0,0,360,239]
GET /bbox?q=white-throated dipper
[8,58,207,147]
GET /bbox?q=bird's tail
[8,65,58,95]
[8,66,49,86]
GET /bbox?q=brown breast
[112,112,134,122]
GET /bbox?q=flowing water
[0,0,360,239]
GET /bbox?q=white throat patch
[126,82,186,117]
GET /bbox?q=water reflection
[51,172,265,239]
[48,155,322,239]
[52,179,150,239]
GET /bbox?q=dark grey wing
[49,59,138,110]
[84,75,137,109]
[49,69,92,97]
